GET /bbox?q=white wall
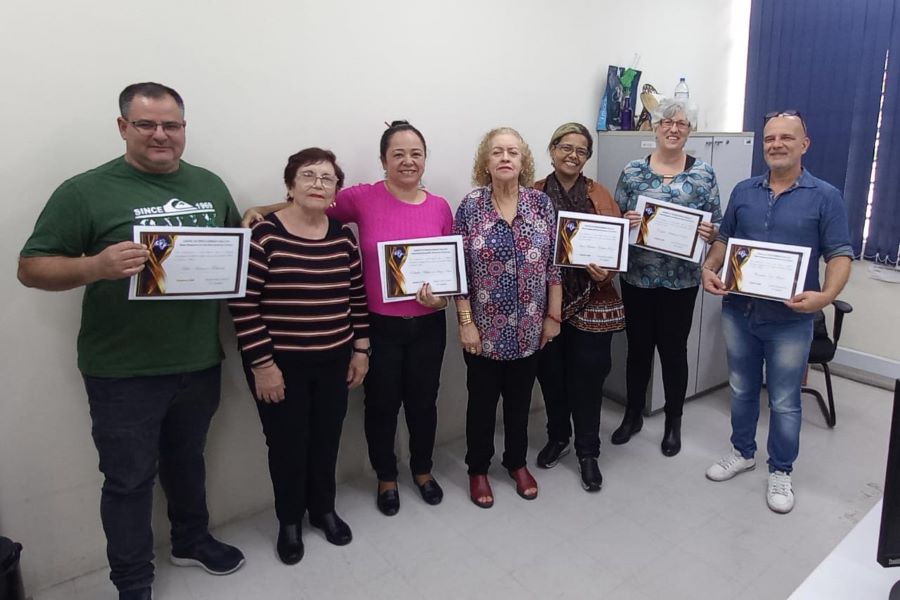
[0,0,751,591]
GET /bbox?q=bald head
[763,115,809,177]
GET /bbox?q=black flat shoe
[611,410,643,445]
[309,511,352,546]
[661,416,682,457]
[276,522,304,565]
[415,477,444,505]
[376,486,400,516]
[536,439,570,469]
[578,457,603,492]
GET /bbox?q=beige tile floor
[34,371,892,600]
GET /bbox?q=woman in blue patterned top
[610,98,722,457]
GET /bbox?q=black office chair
[802,300,853,427]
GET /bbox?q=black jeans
[620,281,699,417]
[83,365,221,592]
[464,352,540,474]
[364,311,446,481]
[244,349,350,524]
[537,324,614,458]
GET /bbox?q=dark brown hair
[380,120,427,161]
[283,148,345,191]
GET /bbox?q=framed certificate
[554,210,630,271]
[721,238,812,301]
[129,226,251,300]
[377,235,468,303]
[629,196,712,263]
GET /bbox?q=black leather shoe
[661,416,682,457]
[536,439,570,469]
[276,522,304,565]
[415,477,444,505]
[578,457,603,492]
[309,511,352,546]
[120,588,152,600]
[611,410,643,445]
[376,486,400,516]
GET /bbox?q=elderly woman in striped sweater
[229,147,370,565]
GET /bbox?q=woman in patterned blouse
[532,123,626,492]
[453,127,562,508]
[610,98,722,457]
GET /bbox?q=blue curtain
[744,0,898,262]
[864,15,900,263]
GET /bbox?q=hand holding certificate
[720,238,811,301]
[378,235,468,303]
[129,226,251,300]
[554,210,630,271]
[629,196,712,263]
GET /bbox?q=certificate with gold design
[721,238,811,301]
[554,210,630,271]
[629,196,711,263]
[377,235,467,303]
[128,226,251,300]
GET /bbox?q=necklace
[493,196,516,223]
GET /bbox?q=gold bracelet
[457,310,473,325]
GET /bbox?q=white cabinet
[596,131,754,414]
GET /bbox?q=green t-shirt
[21,157,240,377]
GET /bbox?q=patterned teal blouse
[614,156,722,289]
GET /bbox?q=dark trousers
[83,365,221,592]
[537,324,614,458]
[464,352,540,474]
[364,311,446,481]
[620,281,699,417]
[244,349,350,524]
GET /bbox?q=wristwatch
[353,346,372,357]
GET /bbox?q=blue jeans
[83,365,221,592]
[721,304,813,473]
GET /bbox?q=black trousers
[464,352,540,475]
[244,349,350,524]
[537,324,614,458]
[620,281,699,418]
[364,311,446,481]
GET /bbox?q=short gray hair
[651,98,691,127]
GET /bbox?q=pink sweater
[328,182,453,317]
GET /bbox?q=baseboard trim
[832,348,900,383]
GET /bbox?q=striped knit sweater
[229,214,369,366]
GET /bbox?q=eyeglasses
[128,120,185,135]
[554,143,589,159]
[659,119,691,131]
[764,109,807,132]
[296,170,339,188]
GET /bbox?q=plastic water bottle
[674,77,690,101]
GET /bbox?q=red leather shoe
[508,466,538,500]
[468,474,494,509]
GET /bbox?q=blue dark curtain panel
[744,0,899,262]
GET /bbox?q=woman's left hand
[540,316,561,349]
[415,283,448,309]
[586,264,611,283]
[697,221,718,243]
[346,351,369,388]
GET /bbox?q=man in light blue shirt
[700,111,852,514]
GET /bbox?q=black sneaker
[170,535,245,575]
[579,457,603,492]
[536,439,570,469]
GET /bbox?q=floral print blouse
[614,156,722,289]
[453,186,561,361]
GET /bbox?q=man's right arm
[701,240,728,296]
[18,242,149,291]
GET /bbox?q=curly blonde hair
[471,127,535,188]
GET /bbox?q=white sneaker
[705,449,756,482]
[767,471,795,513]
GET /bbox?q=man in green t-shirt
[18,83,244,600]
